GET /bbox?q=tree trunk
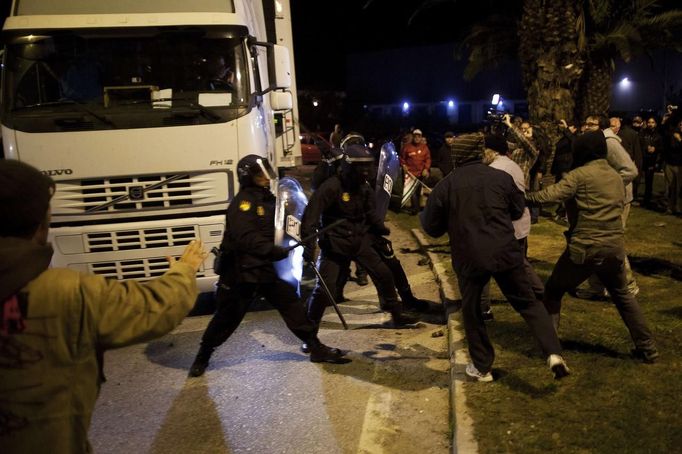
[576,58,613,121]
[518,0,584,177]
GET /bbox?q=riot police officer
[189,155,347,377]
[302,143,418,330]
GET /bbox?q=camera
[486,109,508,123]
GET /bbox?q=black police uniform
[189,157,345,377]
[302,173,410,325]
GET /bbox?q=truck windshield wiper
[14,99,116,127]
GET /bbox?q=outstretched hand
[167,239,208,272]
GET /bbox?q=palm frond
[407,0,457,26]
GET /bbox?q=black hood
[572,131,607,168]
[0,237,53,301]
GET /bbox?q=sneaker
[631,347,659,363]
[465,363,493,382]
[309,344,350,364]
[547,354,570,379]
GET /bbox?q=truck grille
[90,257,207,281]
[53,172,228,214]
[86,226,198,252]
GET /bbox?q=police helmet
[340,132,366,151]
[322,146,344,164]
[343,143,374,164]
[237,154,277,186]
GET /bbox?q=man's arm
[419,179,449,238]
[526,171,579,204]
[91,241,205,349]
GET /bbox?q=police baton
[307,261,349,330]
[283,219,345,253]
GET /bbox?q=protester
[188,155,347,377]
[0,160,208,453]
[641,116,664,207]
[479,133,545,320]
[526,131,659,363]
[420,134,569,382]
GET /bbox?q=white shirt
[490,155,531,239]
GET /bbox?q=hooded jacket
[0,237,197,454]
[603,127,637,204]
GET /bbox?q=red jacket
[400,142,432,175]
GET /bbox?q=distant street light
[447,100,455,108]
[312,99,319,107]
[491,93,500,105]
[402,102,410,113]
[619,77,631,90]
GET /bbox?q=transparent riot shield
[374,141,401,221]
[274,177,307,293]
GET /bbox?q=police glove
[269,245,290,261]
[302,243,315,264]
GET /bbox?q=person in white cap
[399,128,431,215]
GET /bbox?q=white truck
[1,0,301,292]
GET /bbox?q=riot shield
[374,141,401,220]
[274,176,307,293]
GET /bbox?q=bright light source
[275,1,283,14]
[447,100,455,108]
[312,100,319,107]
[619,77,631,89]
[491,94,500,105]
[402,102,410,112]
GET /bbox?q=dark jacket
[419,161,525,277]
[641,128,664,168]
[665,129,682,166]
[618,125,643,171]
[551,129,575,177]
[434,144,454,175]
[221,185,281,284]
[302,175,384,255]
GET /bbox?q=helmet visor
[256,158,278,181]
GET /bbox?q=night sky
[290,0,497,91]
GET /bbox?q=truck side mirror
[249,38,291,92]
[270,91,292,111]
[270,45,291,90]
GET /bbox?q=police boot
[188,346,214,378]
[355,267,369,286]
[399,289,430,313]
[390,310,419,327]
[308,339,350,364]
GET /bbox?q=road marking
[356,313,394,454]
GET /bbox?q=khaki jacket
[0,238,197,454]
[526,159,625,253]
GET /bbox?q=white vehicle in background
[0,0,301,293]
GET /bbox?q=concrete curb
[411,229,478,454]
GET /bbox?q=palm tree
[575,1,682,120]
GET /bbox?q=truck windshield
[2,28,250,132]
